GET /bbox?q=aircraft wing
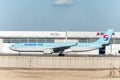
[44,43,78,54]
[55,43,78,52]
[53,45,71,52]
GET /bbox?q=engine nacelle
[43,48,54,54]
[63,49,72,53]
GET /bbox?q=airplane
[10,29,113,56]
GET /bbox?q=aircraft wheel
[59,54,65,56]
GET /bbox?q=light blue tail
[95,29,114,46]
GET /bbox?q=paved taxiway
[0,53,120,57]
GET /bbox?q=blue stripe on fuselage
[11,42,101,49]
[12,43,77,49]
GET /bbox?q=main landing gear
[58,50,65,56]
[58,54,65,56]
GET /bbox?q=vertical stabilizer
[95,29,113,45]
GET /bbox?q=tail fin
[95,29,114,46]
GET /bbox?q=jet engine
[43,48,54,54]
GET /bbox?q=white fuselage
[10,43,101,53]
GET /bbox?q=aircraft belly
[13,47,45,52]
[70,47,97,52]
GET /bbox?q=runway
[0,53,120,57]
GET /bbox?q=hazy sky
[0,0,120,31]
